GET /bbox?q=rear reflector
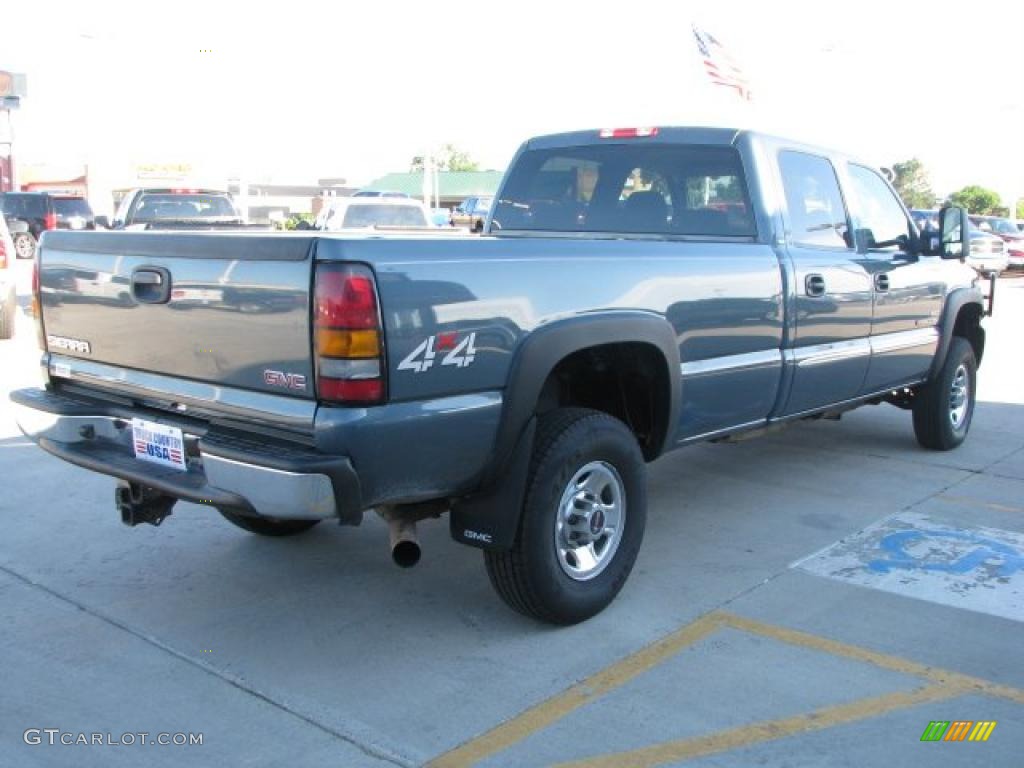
[599,127,659,139]
[44,212,58,230]
[314,263,385,405]
[318,377,384,402]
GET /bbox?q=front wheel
[218,509,321,536]
[485,408,647,624]
[912,337,977,451]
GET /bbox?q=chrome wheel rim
[554,461,625,581]
[949,364,969,429]
[14,235,33,259]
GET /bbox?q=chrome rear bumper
[11,387,362,522]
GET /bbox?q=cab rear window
[492,144,755,237]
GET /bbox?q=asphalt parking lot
[2,258,1022,767]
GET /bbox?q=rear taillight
[314,263,385,405]
[44,212,58,230]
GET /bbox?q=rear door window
[778,151,851,249]
[491,144,755,237]
[341,204,427,228]
[53,198,94,219]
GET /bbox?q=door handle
[875,274,890,292]
[805,274,826,297]
[131,267,172,304]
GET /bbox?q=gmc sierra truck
[12,127,989,624]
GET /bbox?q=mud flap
[449,418,536,551]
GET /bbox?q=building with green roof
[361,171,504,207]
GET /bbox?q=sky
[3,0,1023,205]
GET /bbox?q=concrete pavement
[2,258,1022,767]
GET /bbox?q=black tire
[912,337,976,451]
[218,509,320,537]
[473,221,484,234]
[13,232,36,260]
[485,408,647,624]
[0,288,15,340]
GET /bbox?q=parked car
[12,126,987,624]
[970,215,1024,269]
[914,209,1008,275]
[0,214,17,339]
[0,192,96,259]
[450,196,494,232]
[317,197,432,230]
[97,188,256,230]
[909,208,939,233]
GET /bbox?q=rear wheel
[485,408,647,624]
[912,337,976,451]
[13,232,36,260]
[218,510,320,537]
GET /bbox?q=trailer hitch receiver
[115,482,176,527]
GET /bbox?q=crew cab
[97,188,253,230]
[11,127,988,624]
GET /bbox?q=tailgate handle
[131,267,172,304]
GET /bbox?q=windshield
[339,204,427,228]
[492,144,755,236]
[987,218,1018,234]
[133,193,239,221]
[53,198,94,218]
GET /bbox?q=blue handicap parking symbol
[868,528,1024,578]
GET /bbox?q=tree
[410,144,480,173]
[889,158,936,209]
[949,185,1003,215]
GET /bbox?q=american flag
[693,26,752,101]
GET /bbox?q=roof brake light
[599,127,659,139]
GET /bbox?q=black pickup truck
[13,126,988,624]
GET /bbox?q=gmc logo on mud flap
[463,529,493,544]
[263,370,307,390]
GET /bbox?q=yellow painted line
[936,494,1024,514]
[428,610,1024,767]
[555,684,964,768]
[717,612,1024,705]
[981,721,997,741]
[426,614,723,768]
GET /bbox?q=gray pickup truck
[12,127,988,624]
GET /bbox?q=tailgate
[39,231,317,412]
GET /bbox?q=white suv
[0,215,17,339]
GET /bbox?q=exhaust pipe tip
[392,539,422,568]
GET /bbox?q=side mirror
[94,215,111,229]
[939,206,969,260]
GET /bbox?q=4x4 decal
[397,332,478,373]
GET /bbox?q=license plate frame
[131,418,187,472]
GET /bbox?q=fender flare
[929,286,985,381]
[450,311,680,551]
